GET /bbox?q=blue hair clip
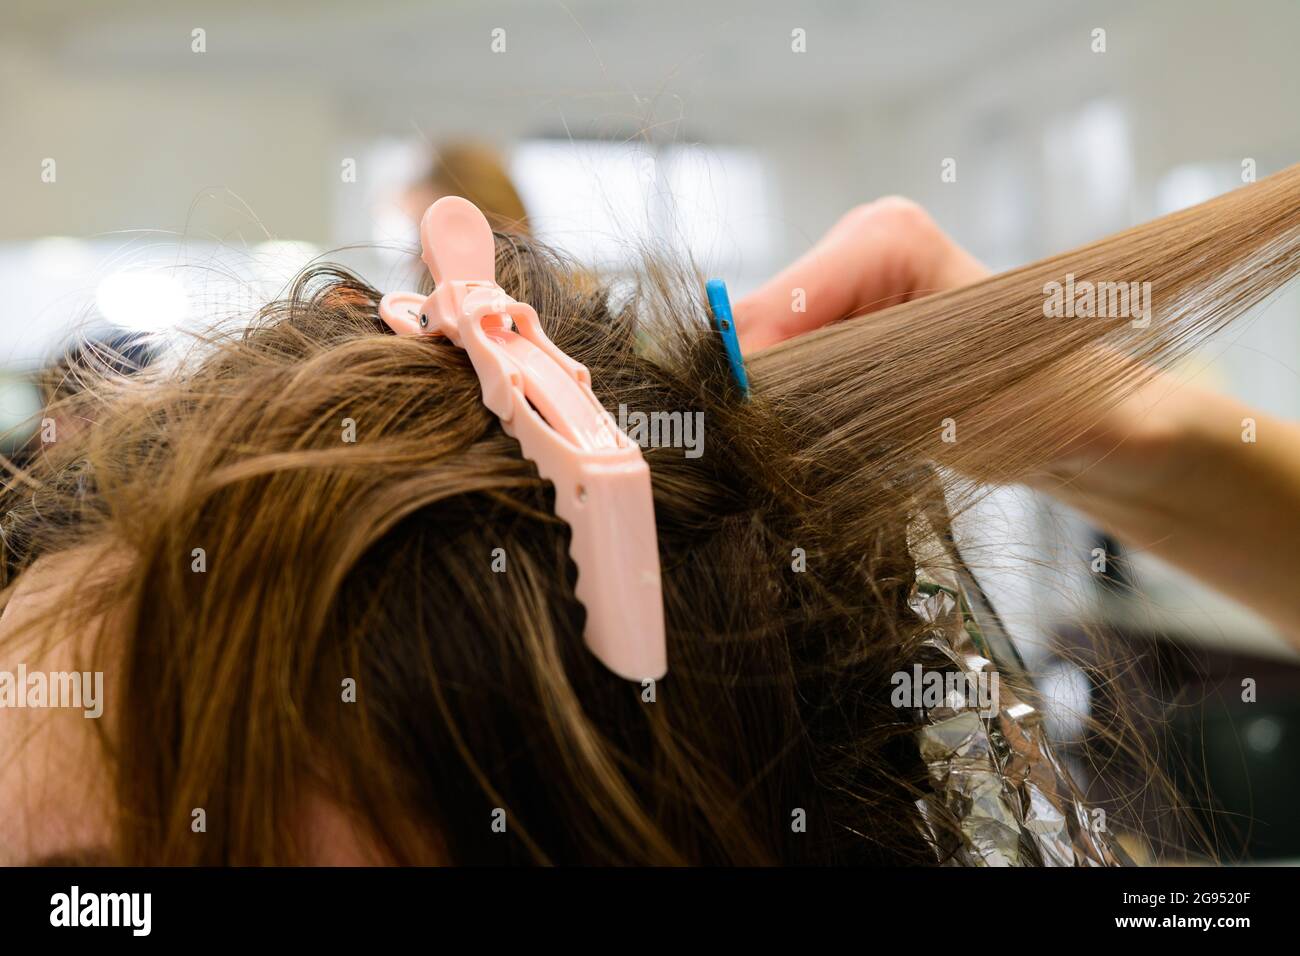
[706,278,750,399]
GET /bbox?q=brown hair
[419,142,530,236]
[4,165,1300,864]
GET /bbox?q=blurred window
[510,138,774,277]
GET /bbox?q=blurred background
[1,0,1298,861]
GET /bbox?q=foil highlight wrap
[906,508,1128,868]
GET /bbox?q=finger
[733,198,987,353]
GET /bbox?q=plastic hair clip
[379,197,666,680]
[705,278,750,398]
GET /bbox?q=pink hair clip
[379,197,666,680]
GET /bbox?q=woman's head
[4,164,1300,864]
[0,234,944,865]
[404,142,531,236]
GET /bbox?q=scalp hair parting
[3,165,1300,865]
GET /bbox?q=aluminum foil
[904,501,1128,867]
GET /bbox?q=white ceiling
[5,0,1113,127]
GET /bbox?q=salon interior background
[2,0,1299,858]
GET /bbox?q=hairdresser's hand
[733,197,988,353]
[1027,379,1300,641]
[739,199,1300,644]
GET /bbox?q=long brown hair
[4,165,1300,864]
[418,142,530,236]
